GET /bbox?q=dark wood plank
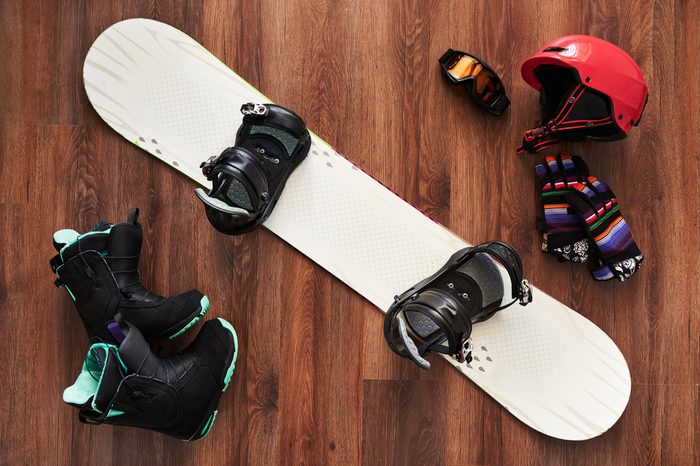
[0,1,41,124]
[362,380,446,465]
[0,124,36,205]
[0,0,698,464]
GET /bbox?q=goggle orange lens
[446,54,500,105]
[446,55,481,79]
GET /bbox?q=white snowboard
[83,18,630,440]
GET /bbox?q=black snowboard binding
[63,316,238,441]
[195,103,311,235]
[50,208,209,343]
[384,241,532,369]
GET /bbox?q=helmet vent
[543,46,567,52]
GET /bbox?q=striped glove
[534,153,591,263]
[565,176,643,281]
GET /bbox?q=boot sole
[157,295,210,341]
[187,317,239,441]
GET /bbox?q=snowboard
[83,18,631,441]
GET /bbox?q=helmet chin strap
[517,84,616,154]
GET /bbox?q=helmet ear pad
[535,66,579,120]
[534,65,626,141]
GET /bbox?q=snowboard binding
[195,103,311,234]
[384,241,532,369]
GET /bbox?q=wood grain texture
[0,0,698,465]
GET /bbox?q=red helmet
[517,35,648,154]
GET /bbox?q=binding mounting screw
[447,283,454,289]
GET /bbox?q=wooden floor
[1,0,698,465]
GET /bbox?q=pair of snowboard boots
[51,208,238,440]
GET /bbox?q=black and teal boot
[50,208,209,343]
[63,316,238,441]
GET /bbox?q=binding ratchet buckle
[240,103,268,116]
[199,155,219,178]
[458,338,473,364]
[519,279,533,305]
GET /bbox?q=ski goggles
[438,49,510,116]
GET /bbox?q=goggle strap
[489,94,510,116]
[438,48,457,67]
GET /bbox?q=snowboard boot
[50,208,209,343]
[63,316,238,441]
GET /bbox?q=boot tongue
[92,220,111,232]
[52,229,80,252]
[117,320,160,376]
[106,209,146,296]
[55,229,110,261]
[63,343,125,414]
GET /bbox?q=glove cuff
[592,253,644,282]
[543,235,590,263]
